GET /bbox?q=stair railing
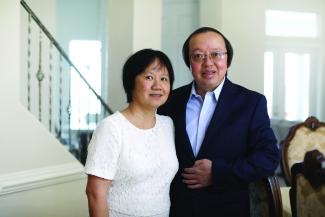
[20,0,113,164]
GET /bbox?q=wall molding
[0,162,86,195]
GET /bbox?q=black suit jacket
[158,78,279,217]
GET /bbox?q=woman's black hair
[122,49,174,103]
[182,27,233,68]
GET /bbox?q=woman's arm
[86,174,111,217]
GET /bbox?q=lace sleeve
[85,117,121,180]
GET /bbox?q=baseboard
[0,162,86,195]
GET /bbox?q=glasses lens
[192,53,204,62]
[191,51,227,62]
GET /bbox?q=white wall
[222,0,265,93]
[0,1,88,216]
[133,0,162,51]
[0,102,77,174]
[107,0,133,111]
[199,0,222,29]
[0,178,88,217]
[107,0,163,111]
[56,0,104,51]
[162,0,199,89]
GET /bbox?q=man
[158,27,279,217]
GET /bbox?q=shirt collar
[190,77,225,101]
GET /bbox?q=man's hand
[182,159,212,189]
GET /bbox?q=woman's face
[189,31,228,96]
[132,59,171,110]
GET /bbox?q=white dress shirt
[186,78,225,157]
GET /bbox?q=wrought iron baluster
[36,30,45,122]
[48,42,53,132]
[27,13,31,111]
[58,55,63,139]
[67,71,72,152]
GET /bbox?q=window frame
[265,39,320,121]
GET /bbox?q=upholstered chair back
[280,116,325,186]
[295,174,325,217]
[290,151,325,217]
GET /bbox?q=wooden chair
[280,116,325,186]
[290,150,325,217]
[249,175,283,217]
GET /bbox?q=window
[264,10,320,121]
[69,40,102,130]
[284,53,310,121]
[264,52,274,117]
[265,10,318,38]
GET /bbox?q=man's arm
[211,95,279,189]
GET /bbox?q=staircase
[20,0,113,164]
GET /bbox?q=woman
[85,49,178,217]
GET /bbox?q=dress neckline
[116,111,158,131]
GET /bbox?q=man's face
[188,31,228,96]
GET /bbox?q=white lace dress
[85,111,178,217]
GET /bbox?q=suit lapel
[176,83,196,161]
[197,78,234,158]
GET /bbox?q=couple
[85,27,279,217]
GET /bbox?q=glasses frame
[190,51,227,63]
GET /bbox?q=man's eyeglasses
[190,51,227,63]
